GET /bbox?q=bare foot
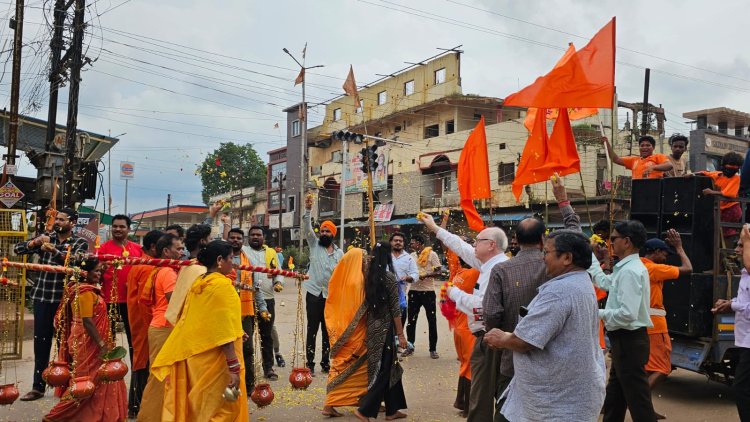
[385,411,407,420]
[354,409,371,422]
[321,406,343,418]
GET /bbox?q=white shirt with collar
[437,228,508,333]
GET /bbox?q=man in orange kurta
[640,231,692,393]
[603,135,672,179]
[125,230,162,418]
[696,151,744,243]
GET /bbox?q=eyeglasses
[542,249,556,256]
[610,235,628,242]
[475,238,494,245]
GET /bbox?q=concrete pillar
[718,121,728,134]
[697,115,708,129]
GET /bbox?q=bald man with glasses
[419,214,508,422]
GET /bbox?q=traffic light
[359,147,369,173]
[332,131,364,144]
[368,145,378,172]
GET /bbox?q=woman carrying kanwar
[150,240,249,422]
[44,257,128,422]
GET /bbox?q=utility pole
[278,172,284,248]
[641,68,650,137]
[166,194,171,226]
[339,140,347,250]
[4,0,24,172]
[283,46,323,253]
[63,0,86,207]
[44,0,66,151]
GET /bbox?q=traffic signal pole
[365,141,376,249]
[339,139,347,250]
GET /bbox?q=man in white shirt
[390,232,419,328]
[420,214,508,422]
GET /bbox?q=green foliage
[199,142,267,204]
[282,245,309,270]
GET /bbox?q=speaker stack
[630,176,715,272]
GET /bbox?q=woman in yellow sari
[151,240,249,422]
[322,248,369,417]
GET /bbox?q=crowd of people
[11,134,750,421]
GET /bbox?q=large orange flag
[523,107,599,132]
[512,108,580,201]
[458,116,490,232]
[505,18,615,108]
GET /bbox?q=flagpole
[340,138,347,250]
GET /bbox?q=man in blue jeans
[390,232,419,332]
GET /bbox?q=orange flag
[523,107,599,131]
[505,18,615,108]
[512,108,581,201]
[458,116,490,232]
[343,65,360,105]
[294,68,305,86]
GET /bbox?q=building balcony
[420,192,461,210]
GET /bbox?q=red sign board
[373,204,394,222]
[0,181,24,208]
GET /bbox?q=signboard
[0,181,24,208]
[281,212,294,228]
[2,164,18,175]
[373,204,395,222]
[704,133,748,156]
[269,214,280,229]
[73,212,100,251]
[120,161,135,180]
[343,147,389,193]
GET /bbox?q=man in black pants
[404,235,442,359]
[303,195,344,375]
[589,220,657,422]
[15,208,89,401]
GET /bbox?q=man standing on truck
[713,225,750,422]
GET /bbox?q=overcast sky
[3,0,749,213]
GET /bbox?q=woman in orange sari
[151,240,248,422]
[440,249,479,417]
[322,248,369,417]
[44,258,128,422]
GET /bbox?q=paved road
[0,281,741,421]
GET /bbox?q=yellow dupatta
[417,246,433,266]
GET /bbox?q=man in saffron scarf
[125,229,163,416]
[152,240,248,422]
[138,233,184,421]
[322,248,369,417]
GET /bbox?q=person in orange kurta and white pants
[640,230,692,419]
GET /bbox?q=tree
[199,142,266,204]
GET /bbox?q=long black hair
[197,240,233,270]
[365,242,395,318]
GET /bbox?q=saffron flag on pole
[512,108,580,202]
[504,17,615,108]
[343,65,360,105]
[523,107,599,132]
[458,116,491,232]
[294,68,305,86]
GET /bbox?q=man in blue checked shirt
[15,208,89,402]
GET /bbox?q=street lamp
[282,46,323,252]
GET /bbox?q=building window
[442,170,457,192]
[378,91,387,105]
[404,80,415,96]
[446,120,455,134]
[395,125,402,133]
[291,120,300,137]
[499,143,506,150]
[498,162,515,185]
[356,99,364,113]
[473,113,482,121]
[270,162,287,189]
[424,124,439,139]
[333,108,342,121]
[435,68,446,84]
[287,195,296,213]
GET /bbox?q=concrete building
[130,204,208,239]
[683,107,750,172]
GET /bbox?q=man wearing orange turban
[320,220,338,237]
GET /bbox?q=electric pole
[63,0,86,207]
[44,0,66,151]
[4,0,24,173]
[641,68,650,136]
